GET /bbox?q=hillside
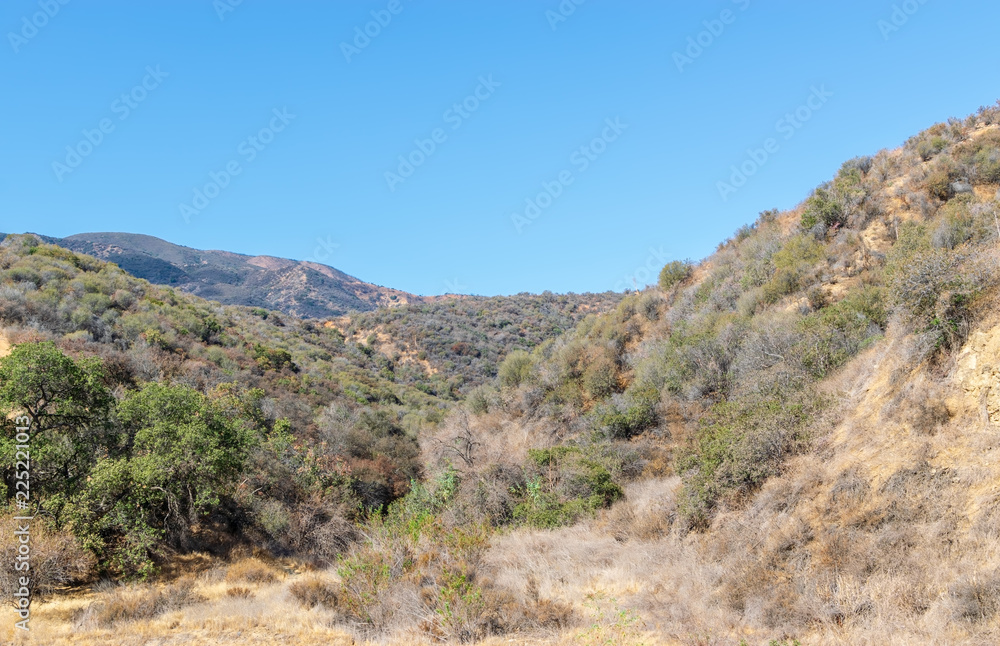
[1,102,1000,645]
[32,232,429,318]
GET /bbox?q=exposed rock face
[954,325,1000,425]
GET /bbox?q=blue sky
[2,0,999,296]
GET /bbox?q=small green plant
[678,396,815,528]
[336,548,398,626]
[577,593,645,646]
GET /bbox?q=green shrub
[658,260,692,291]
[955,130,1000,184]
[926,164,960,201]
[932,196,975,249]
[760,234,824,303]
[466,385,492,415]
[885,222,994,351]
[515,448,623,528]
[916,134,948,161]
[592,386,659,439]
[679,395,815,528]
[800,187,844,230]
[761,269,800,304]
[252,343,297,371]
[635,312,745,399]
[582,353,618,400]
[498,350,534,388]
[796,286,886,378]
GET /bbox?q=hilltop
[31,231,431,318]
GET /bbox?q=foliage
[678,395,815,528]
[576,594,646,646]
[800,187,845,230]
[658,260,692,291]
[498,350,534,389]
[762,234,825,303]
[514,447,623,528]
[796,285,886,377]
[955,129,1000,184]
[886,222,996,351]
[592,387,659,440]
[0,341,114,503]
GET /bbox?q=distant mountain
[32,232,433,318]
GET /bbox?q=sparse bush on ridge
[658,260,692,291]
[885,221,998,352]
[955,129,1000,185]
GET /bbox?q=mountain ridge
[23,231,443,318]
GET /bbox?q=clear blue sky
[2,0,998,296]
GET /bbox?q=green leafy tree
[116,383,259,543]
[0,342,114,508]
[62,382,263,576]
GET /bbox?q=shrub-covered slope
[0,236,618,580]
[3,102,1000,645]
[407,101,1000,644]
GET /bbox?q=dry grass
[0,521,95,599]
[476,317,1000,644]
[224,558,283,585]
[225,586,254,599]
[288,574,339,609]
[75,576,202,628]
